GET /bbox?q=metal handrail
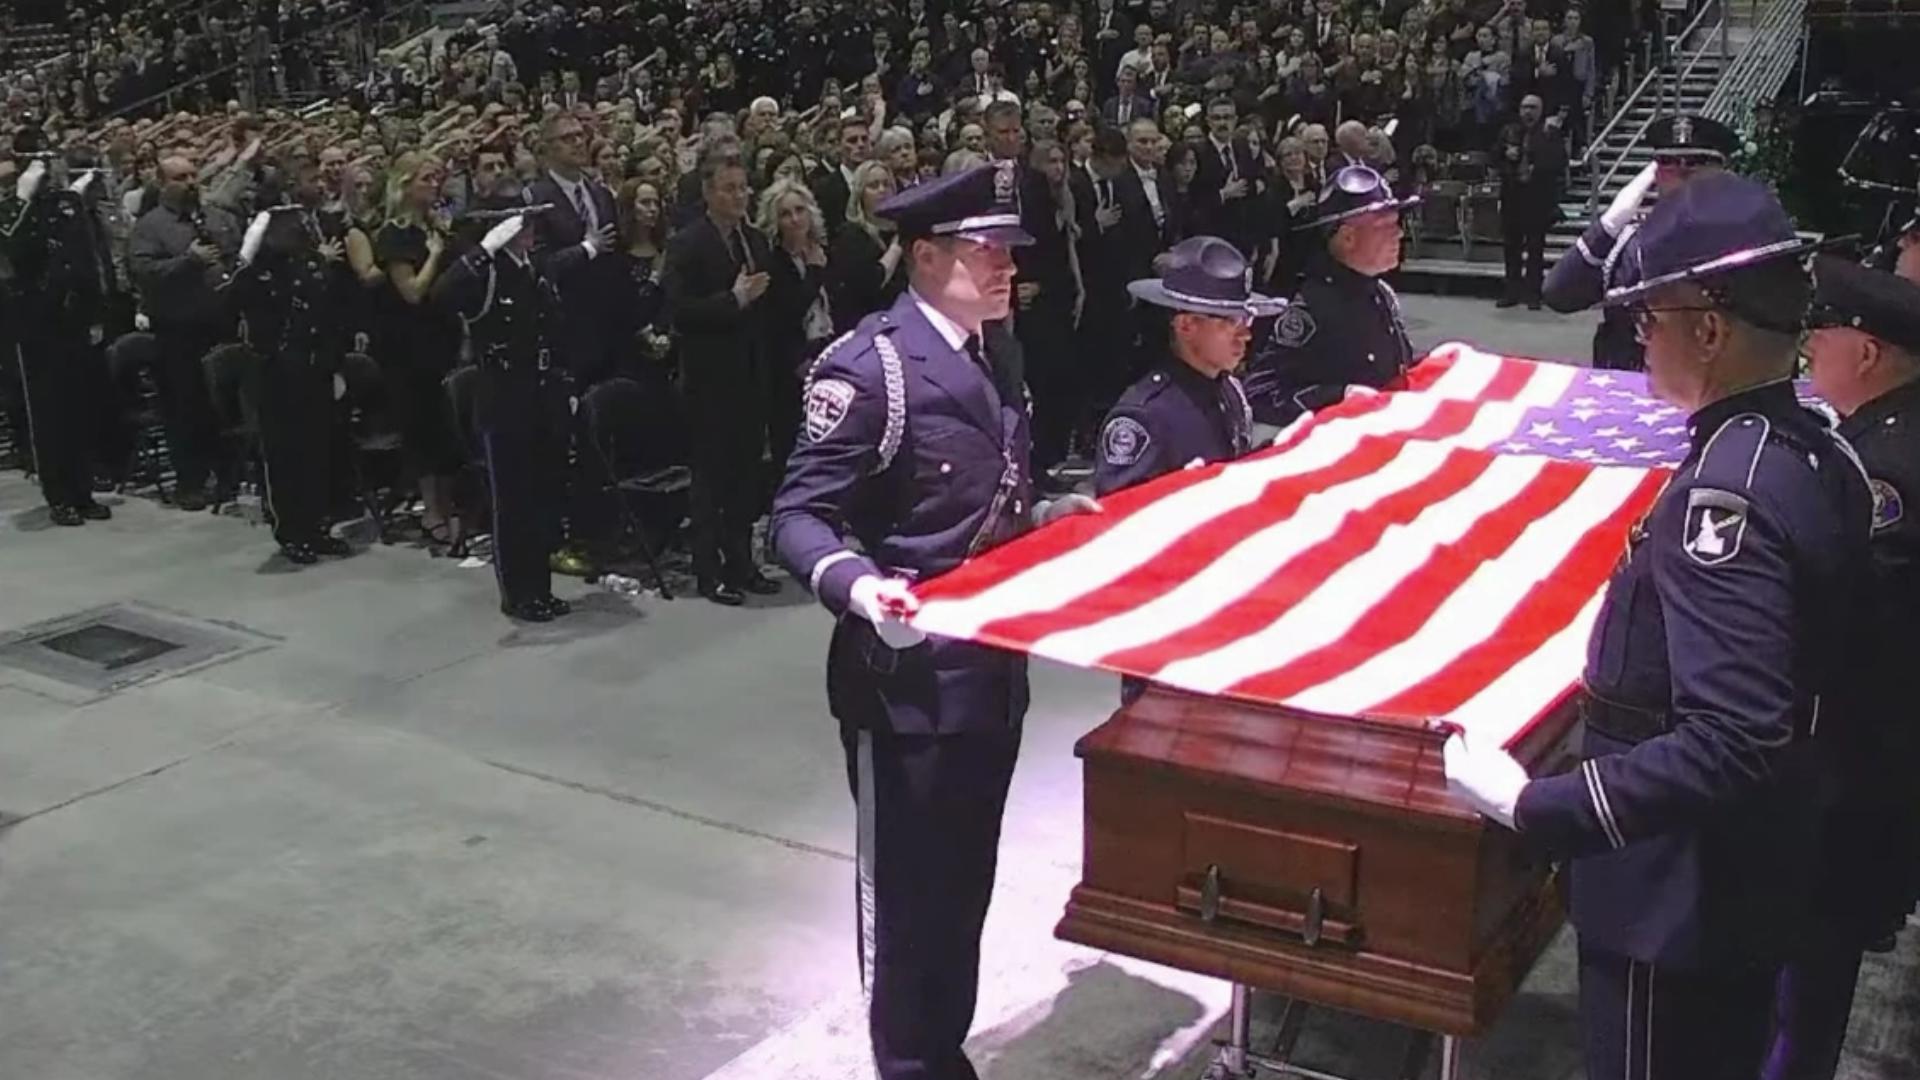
[1579,0,1723,174]
[1584,0,1730,212]
[1702,0,1806,124]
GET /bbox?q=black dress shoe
[78,502,112,521]
[49,505,85,527]
[699,579,746,606]
[534,595,572,618]
[309,534,351,557]
[1494,296,1521,309]
[174,489,210,512]
[281,542,319,565]
[1526,299,1543,311]
[740,571,782,595]
[501,598,557,622]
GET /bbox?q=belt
[1578,691,1669,744]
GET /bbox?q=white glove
[1599,162,1657,238]
[1033,492,1105,527]
[134,311,151,331]
[16,160,45,201]
[239,210,272,265]
[848,574,925,649]
[332,373,347,401]
[481,213,526,255]
[68,169,97,196]
[1342,384,1383,403]
[1442,732,1529,830]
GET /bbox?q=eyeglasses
[1626,302,1717,343]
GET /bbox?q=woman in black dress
[373,150,465,547]
[612,177,671,384]
[825,160,905,333]
[1287,53,1340,132]
[755,177,833,481]
[1266,136,1320,295]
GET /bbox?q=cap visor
[1603,235,1833,307]
[1294,194,1422,232]
[1127,280,1289,318]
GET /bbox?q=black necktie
[729,226,753,272]
[1220,144,1236,180]
[963,334,987,372]
[1099,178,1114,210]
[1118,99,1129,123]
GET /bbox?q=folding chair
[579,376,689,599]
[201,342,262,517]
[337,351,408,543]
[106,331,172,501]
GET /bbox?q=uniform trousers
[0,328,31,465]
[479,371,567,607]
[150,321,228,494]
[1579,946,1777,1080]
[15,326,98,510]
[257,360,336,546]
[684,356,765,584]
[1763,946,1863,1080]
[844,724,1021,1080]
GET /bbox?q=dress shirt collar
[910,288,973,352]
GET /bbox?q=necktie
[730,227,754,272]
[1221,144,1236,181]
[1119,99,1129,124]
[1099,178,1113,211]
[963,334,987,372]
[572,182,593,231]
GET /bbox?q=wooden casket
[1055,686,1580,1036]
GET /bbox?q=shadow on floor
[972,960,1207,1079]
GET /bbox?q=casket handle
[1303,887,1326,947]
[1199,864,1223,923]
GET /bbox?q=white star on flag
[1636,411,1666,425]
[1529,421,1558,437]
[1590,374,1616,386]
[1613,436,1643,451]
[1595,426,1622,438]
[1570,408,1599,421]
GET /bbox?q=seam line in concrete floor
[0,725,265,831]
[481,759,855,864]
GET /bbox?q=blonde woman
[756,177,833,473]
[372,151,464,547]
[825,159,904,332]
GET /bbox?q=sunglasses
[1625,301,1717,343]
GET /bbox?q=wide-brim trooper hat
[878,160,1034,247]
[1603,172,1825,317]
[1294,165,1421,232]
[1127,234,1287,320]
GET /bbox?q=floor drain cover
[0,604,274,697]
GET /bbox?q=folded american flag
[912,343,1687,749]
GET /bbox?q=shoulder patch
[1272,304,1316,349]
[1870,477,1905,532]
[1682,487,1750,566]
[1101,415,1151,467]
[804,378,857,442]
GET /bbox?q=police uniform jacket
[1514,382,1875,968]
[1095,354,1253,495]
[229,215,349,371]
[1822,376,1920,936]
[772,291,1036,737]
[0,190,110,333]
[1245,252,1413,425]
[1542,214,1642,370]
[435,245,569,433]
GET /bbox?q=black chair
[201,342,262,516]
[579,376,689,598]
[105,331,171,500]
[337,351,408,543]
[439,364,493,560]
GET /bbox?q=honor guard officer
[1866,210,1919,283]
[1,134,115,526]
[434,195,574,623]
[230,154,355,565]
[1765,257,1920,1080]
[1097,234,1276,704]
[1544,114,1740,371]
[1443,174,1875,1080]
[771,162,1100,1080]
[1244,165,1419,426]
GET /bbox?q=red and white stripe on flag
[911,344,1676,749]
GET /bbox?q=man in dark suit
[663,149,782,606]
[1073,127,1140,433]
[1496,94,1568,308]
[1191,97,1264,258]
[1099,63,1156,130]
[1513,18,1574,118]
[1088,0,1134,93]
[811,114,873,236]
[525,112,625,383]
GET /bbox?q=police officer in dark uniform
[1444,173,1875,1080]
[1097,234,1275,704]
[1543,113,1741,371]
[1763,256,1920,1080]
[229,154,354,565]
[0,135,114,526]
[1866,210,1918,283]
[771,162,1100,1080]
[434,195,575,623]
[1244,165,1419,426]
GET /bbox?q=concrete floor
[1,296,1914,1080]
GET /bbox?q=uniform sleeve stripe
[1583,760,1627,849]
[1575,236,1604,268]
[808,550,859,594]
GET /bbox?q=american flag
[911,343,1688,750]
